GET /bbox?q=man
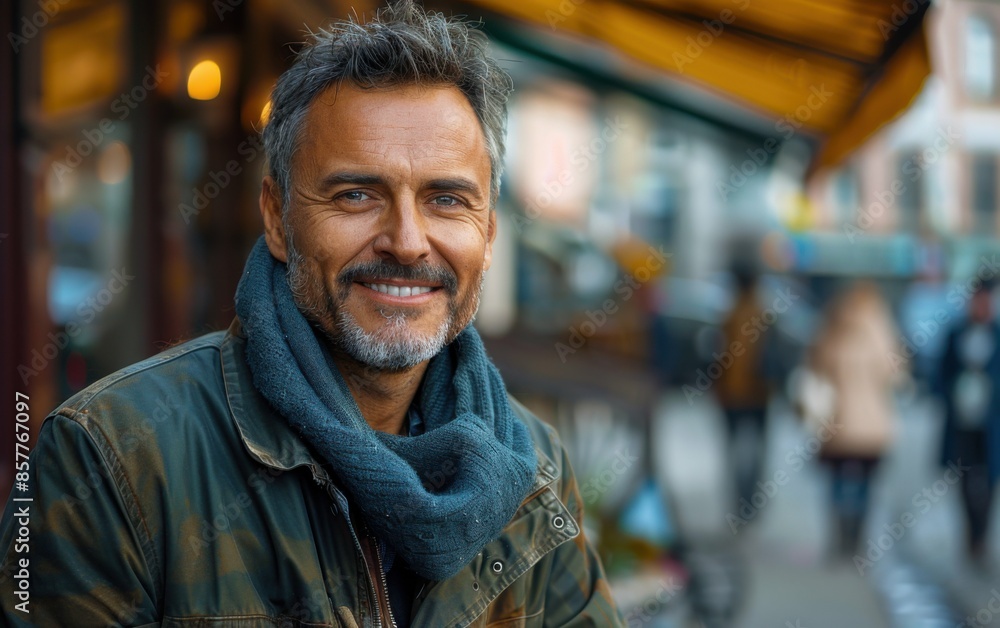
[937,279,1000,565]
[0,2,623,625]
[716,268,771,515]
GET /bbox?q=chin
[333,308,454,370]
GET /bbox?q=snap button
[552,515,565,529]
[491,560,503,574]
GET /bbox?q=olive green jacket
[0,322,622,627]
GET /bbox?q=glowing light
[187,60,221,100]
[260,100,272,126]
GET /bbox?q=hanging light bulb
[187,60,221,100]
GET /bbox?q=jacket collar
[219,318,560,498]
[221,318,321,473]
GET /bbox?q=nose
[372,197,431,266]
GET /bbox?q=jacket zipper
[368,533,398,628]
[357,527,397,628]
[316,474,395,628]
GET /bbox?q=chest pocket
[484,608,545,626]
[476,573,545,627]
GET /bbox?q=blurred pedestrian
[809,281,901,556]
[717,269,772,513]
[936,279,1000,563]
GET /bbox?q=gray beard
[286,239,483,372]
[334,306,453,371]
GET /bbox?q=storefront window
[965,14,996,102]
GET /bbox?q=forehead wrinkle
[313,137,485,190]
[298,83,490,195]
[350,136,477,171]
[351,127,479,156]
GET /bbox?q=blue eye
[432,195,459,206]
[341,191,370,202]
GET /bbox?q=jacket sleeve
[542,439,624,627]
[937,329,959,467]
[0,413,159,626]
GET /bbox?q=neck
[331,349,428,435]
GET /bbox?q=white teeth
[362,283,433,296]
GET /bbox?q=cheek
[299,210,371,253]
[433,221,490,271]
[439,243,487,285]
[302,224,369,276]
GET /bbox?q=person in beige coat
[809,281,902,555]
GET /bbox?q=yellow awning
[456,0,931,173]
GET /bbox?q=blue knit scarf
[233,237,537,580]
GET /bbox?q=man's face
[260,83,496,371]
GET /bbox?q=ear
[482,209,497,272]
[259,176,288,263]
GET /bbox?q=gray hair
[262,0,512,211]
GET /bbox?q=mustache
[338,259,458,294]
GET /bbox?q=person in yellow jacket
[717,270,773,514]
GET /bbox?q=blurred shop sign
[786,233,920,276]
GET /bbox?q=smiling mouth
[360,282,439,297]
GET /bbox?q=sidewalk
[736,559,888,628]
[865,392,1000,626]
[653,390,962,628]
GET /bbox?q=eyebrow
[318,172,384,189]
[318,171,486,202]
[425,177,485,200]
